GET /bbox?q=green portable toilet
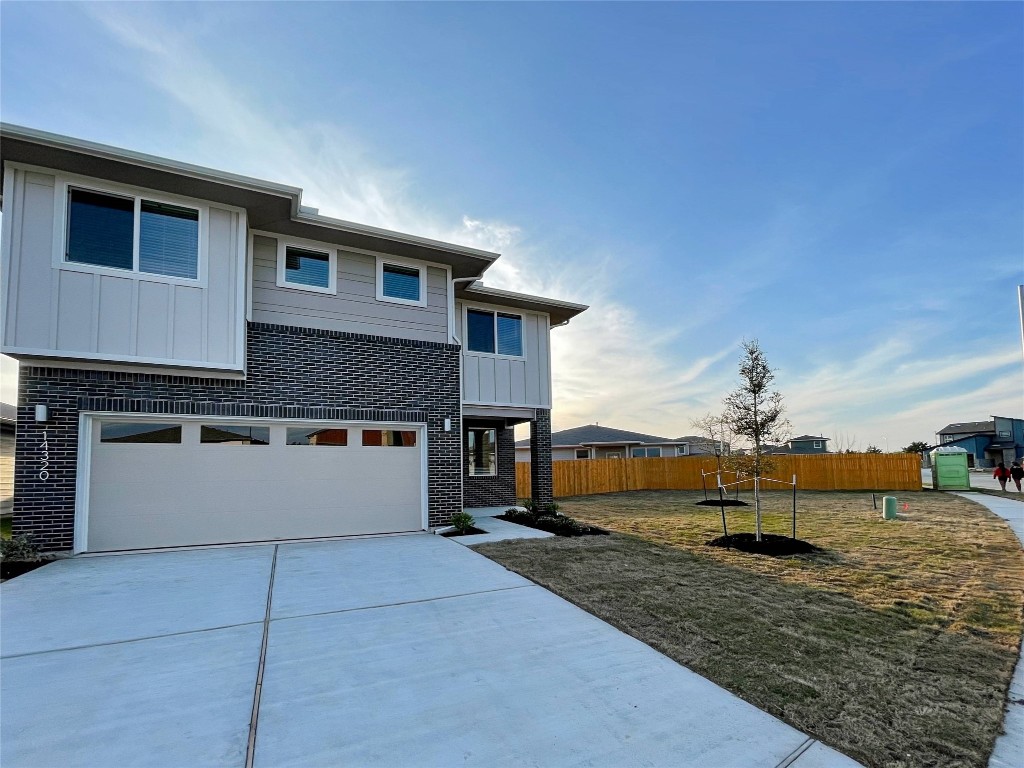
[930,446,971,491]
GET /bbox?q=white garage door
[84,417,425,552]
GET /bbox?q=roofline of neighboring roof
[457,282,589,324]
[0,123,501,267]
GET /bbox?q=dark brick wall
[13,322,462,551]
[530,408,553,506]
[463,421,517,509]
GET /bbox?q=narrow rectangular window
[381,263,421,302]
[287,427,348,446]
[284,246,331,289]
[67,189,134,270]
[467,428,497,476]
[496,313,523,356]
[362,429,417,447]
[139,200,199,279]
[100,422,182,444]
[575,448,590,459]
[466,309,495,353]
[676,446,689,456]
[200,425,270,445]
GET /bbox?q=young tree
[903,441,930,454]
[690,412,734,463]
[691,412,736,536]
[831,430,859,454]
[722,339,791,541]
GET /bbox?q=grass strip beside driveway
[473,490,1024,768]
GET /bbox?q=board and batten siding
[458,299,551,409]
[1,167,245,371]
[249,235,450,343]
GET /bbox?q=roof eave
[456,283,589,325]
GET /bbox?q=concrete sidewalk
[954,493,1024,768]
[2,534,861,767]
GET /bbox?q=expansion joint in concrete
[246,544,279,768]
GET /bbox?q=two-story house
[936,416,1024,468]
[0,124,586,553]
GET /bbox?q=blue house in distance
[936,416,1024,468]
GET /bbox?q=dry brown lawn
[473,490,1024,768]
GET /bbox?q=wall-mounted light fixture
[34,405,49,423]
[444,418,452,432]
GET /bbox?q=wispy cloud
[4,3,1015,453]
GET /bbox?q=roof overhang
[0,123,499,279]
[456,282,588,326]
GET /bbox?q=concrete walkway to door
[1,534,860,767]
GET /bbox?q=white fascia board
[1,123,301,199]
[293,210,501,263]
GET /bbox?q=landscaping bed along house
[473,489,1024,768]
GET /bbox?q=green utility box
[882,496,898,520]
[930,447,971,491]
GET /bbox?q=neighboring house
[0,402,14,514]
[672,435,729,456]
[764,435,830,455]
[936,416,1024,468]
[514,424,712,462]
[0,124,587,553]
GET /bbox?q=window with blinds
[284,246,331,288]
[66,187,200,279]
[381,263,422,302]
[466,309,523,357]
[139,201,199,279]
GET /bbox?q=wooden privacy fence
[515,453,922,498]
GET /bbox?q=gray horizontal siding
[250,235,449,343]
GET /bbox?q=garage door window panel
[200,425,270,445]
[286,427,348,446]
[100,423,183,444]
[362,429,417,447]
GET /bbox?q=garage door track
[1,534,859,767]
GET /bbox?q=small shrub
[503,508,536,525]
[451,512,476,534]
[0,534,42,562]
[520,499,561,516]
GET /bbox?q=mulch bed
[496,514,610,537]
[440,526,487,537]
[1,557,60,581]
[707,532,819,556]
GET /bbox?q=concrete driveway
[2,534,859,767]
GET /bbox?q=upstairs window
[377,259,426,306]
[466,309,523,356]
[66,188,200,279]
[278,242,336,293]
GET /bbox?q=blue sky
[2,1,1021,449]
